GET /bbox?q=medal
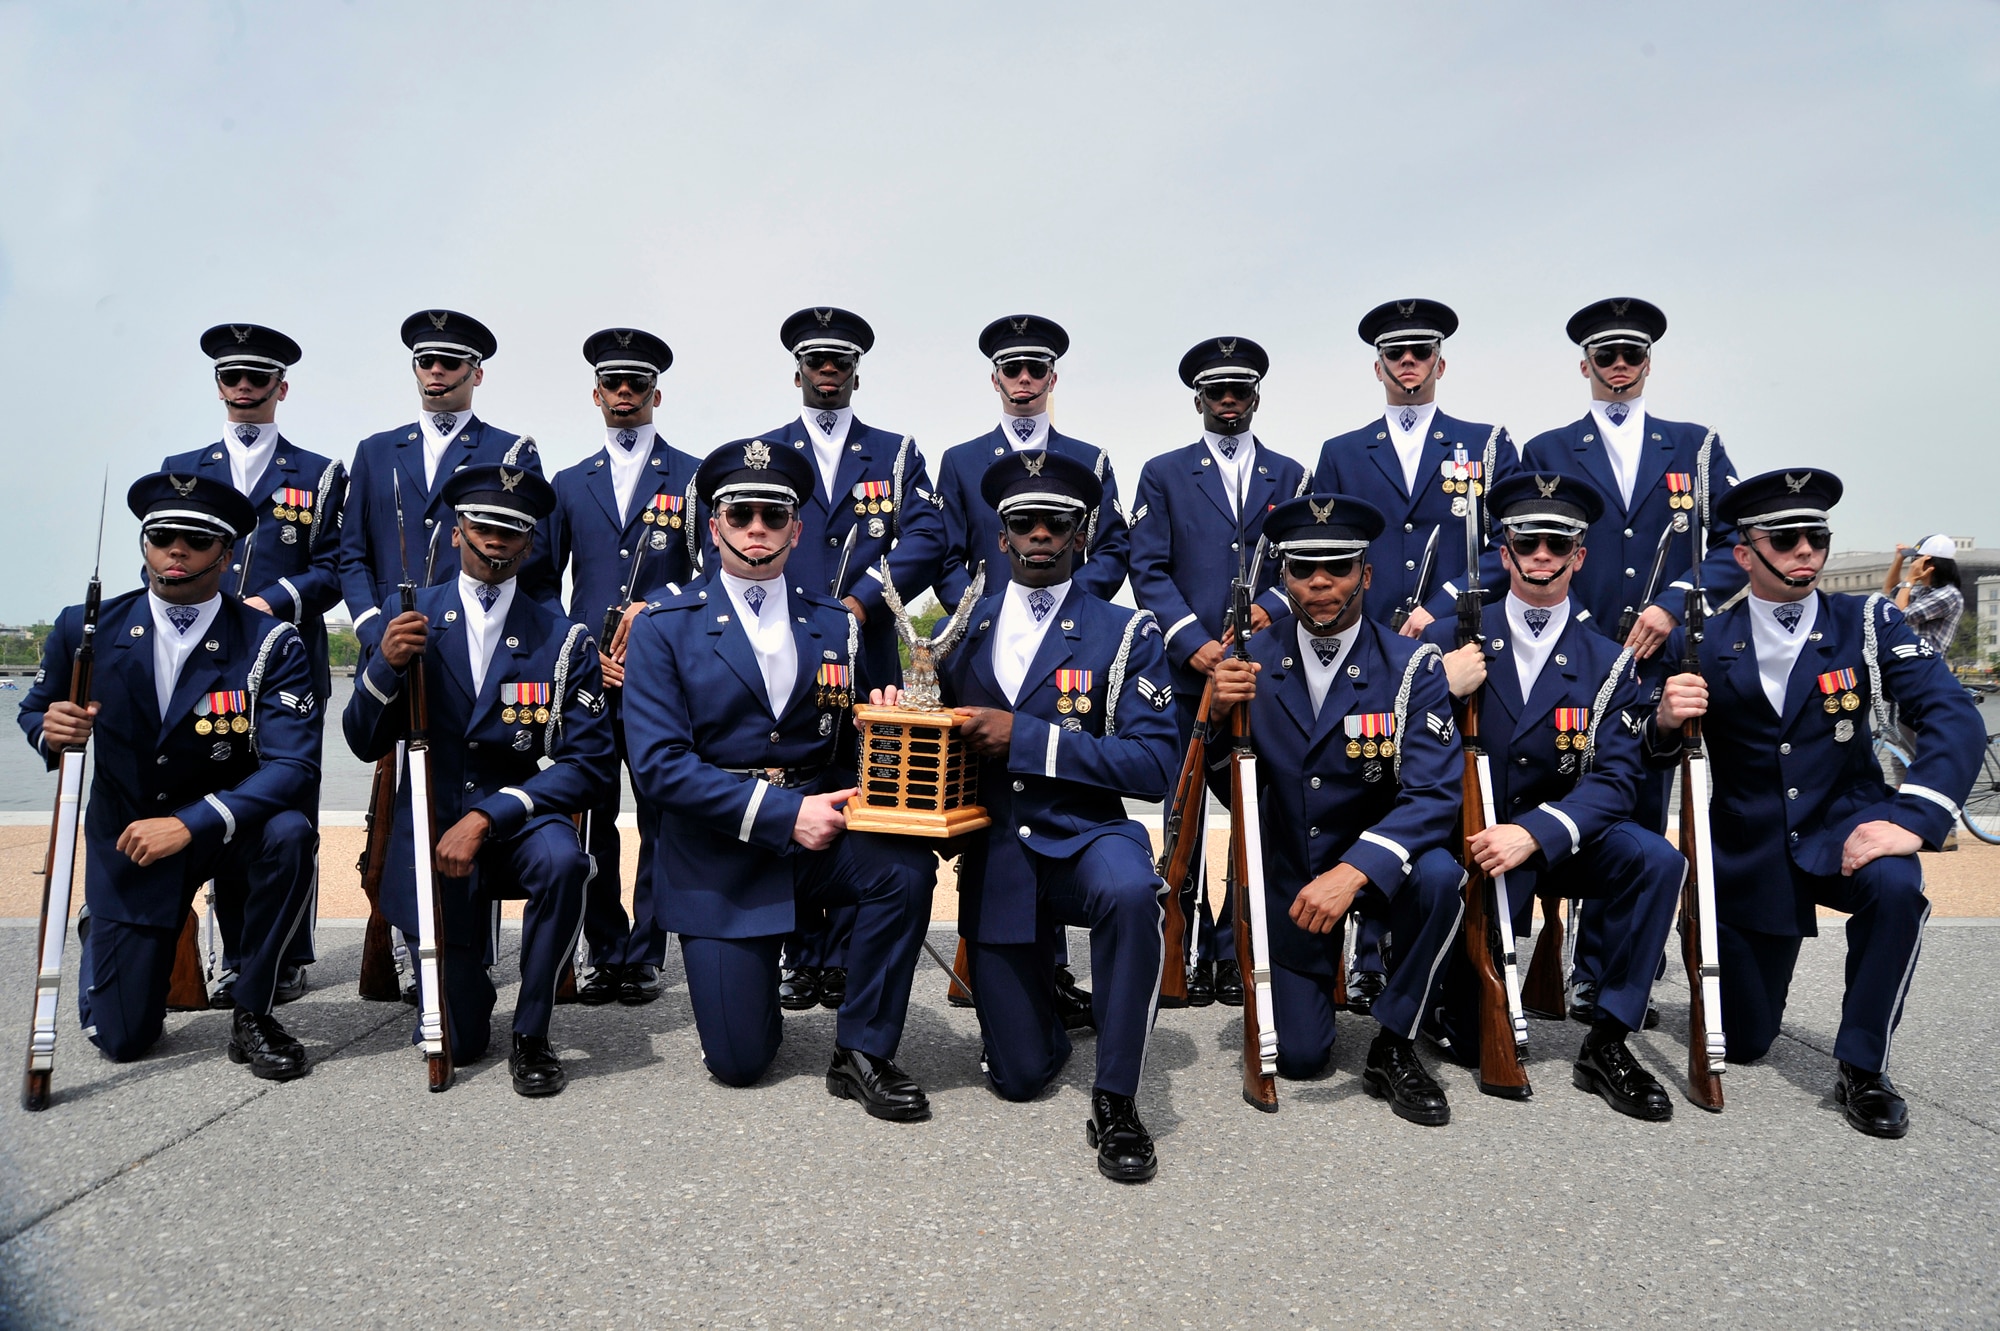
[854,502,867,516]
[195,718,213,735]
[1075,694,1091,714]
[299,509,311,525]
[502,706,517,723]
[272,505,286,519]
[1056,694,1073,714]
[1842,691,1860,712]
[1346,739,1363,758]
[1555,732,1570,751]
[231,715,249,734]
[880,498,893,513]
[535,706,550,724]
[1055,670,1093,719]
[641,509,656,524]
[1362,739,1378,758]
[1379,739,1394,758]
[1817,669,1859,717]
[1824,695,1842,715]
[867,500,881,514]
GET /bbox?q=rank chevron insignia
[744,440,773,470]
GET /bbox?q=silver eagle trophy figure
[877,558,984,710]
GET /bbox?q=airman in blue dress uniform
[747,307,948,1013]
[1209,494,1467,1127]
[164,323,346,1007]
[1128,336,1307,1006]
[621,440,939,1120]
[343,464,614,1097]
[338,310,550,656]
[1420,473,1684,1120]
[1646,469,1982,1138]
[20,474,321,1079]
[929,451,1178,1182]
[542,327,703,1007]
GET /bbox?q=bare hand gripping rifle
[1227,536,1279,1111]
[21,477,107,1110]
[1678,473,1725,1112]
[1456,467,1531,1098]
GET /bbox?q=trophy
[845,560,992,837]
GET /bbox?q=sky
[0,1,1995,623]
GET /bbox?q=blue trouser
[408,819,590,1062]
[1271,845,1466,1077]
[79,810,318,1061]
[969,835,1164,1100]
[1718,852,1929,1073]
[580,710,668,970]
[680,830,936,1087]
[1570,766,1674,996]
[1434,823,1682,1056]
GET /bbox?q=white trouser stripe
[739,779,769,842]
[204,793,237,843]
[1882,894,1932,1071]
[1410,882,1469,1039]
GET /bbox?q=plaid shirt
[1903,582,1963,657]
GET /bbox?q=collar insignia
[499,468,523,492]
[428,310,450,331]
[1535,475,1561,498]
[744,440,773,470]
[170,474,198,496]
[1022,452,1046,476]
[1785,471,1811,493]
[1309,498,1335,524]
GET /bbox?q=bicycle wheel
[1959,736,2000,845]
[1873,734,1910,788]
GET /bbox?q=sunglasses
[1506,533,1578,558]
[414,353,470,372]
[1590,344,1649,368]
[1759,527,1831,553]
[596,372,656,394]
[1380,343,1437,363]
[215,367,278,389]
[1284,556,1360,581]
[1004,512,1078,538]
[145,529,222,553]
[996,359,1052,381]
[1201,381,1256,402]
[722,503,795,530]
[800,353,857,373]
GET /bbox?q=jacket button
[1623,528,1635,539]
[828,536,839,546]
[1012,780,1024,792]
[468,741,479,749]
[156,793,167,802]
[1790,831,1800,842]
[620,549,630,559]
[156,755,168,765]
[465,782,475,791]
[1310,777,1321,788]
[1019,826,1032,838]
[1404,523,1415,533]
[1517,756,1530,766]
[232,563,242,572]
[1308,826,1320,837]
[1779,742,1791,755]
[1624,567,1636,577]
[769,731,781,742]
[1787,788,1798,800]
[425,518,435,527]
[1231,542,1239,551]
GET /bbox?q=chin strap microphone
[717,531,787,569]
[1287,587,1361,638]
[146,540,231,589]
[1747,541,1818,589]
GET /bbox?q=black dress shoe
[816,966,848,1010]
[619,964,661,1006]
[1086,1089,1157,1183]
[399,981,418,1007]
[1835,1062,1910,1139]
[227,1010,309,1081]
[1363,1033,1450,1126]
[1346,969,1386,1016]
[1184,959,1216,1008]
[1568,993,1660,1030]
[825,1046,931,1122]
[208,969,238,1011]
[1214,958,1244,1007]
[1573,1038,1673,1121]
[273,964,309,1006]
[575,966,620,1006]
[778,965,820,1011]
[509,1032,567,1097]
[1053,965,1096,1032]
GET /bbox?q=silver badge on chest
[513,730,534,752]
[279,524,298,545]
[650,529,670,550]
[1834,718,1854,744]
[210,741,233,762]
[868,516,886,539]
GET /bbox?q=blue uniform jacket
[1519,413,1745,628]
[1312,410,1517,626]
[747,417,947,687]
[342,581,614,938]
[933,428,1131,607]
[161,438,348,698]
[1222,614,1461,975]
[19,589,322,929]
[337,417,549,651]
[936,585,1178,946]
[621,571,868,940]
[1422,598,1647,865]
[545,439,705,631]
[1128,436,1307,675]
[1642,592,1983,936]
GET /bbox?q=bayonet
[1616,523,1678,645]
[830,522,860,600]
[1393,526,1440,631]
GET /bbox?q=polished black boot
[619,964,661,1006]
[1573,1035,1673,1121]
[1053,965,1095,1032]
[816,966,848,1011]
[1184,959,1216,1008]
[1345,969,1386,1016]
[509,1032,567,1097]
[1363,1031,1450,1126]
[825,1047,930,1122]
[1835,1062,1910,1139]
[1086,1089,1157,1183]
[1213,958,1244,1007]
[208,968,238,1011]
[575,965,620,1005]
[778,965,820,1011]
[227,1010,309,1081]
[273,964,309,1005]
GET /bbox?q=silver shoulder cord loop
[1103,610,1154,738]
[1581,647,1636,775]
[1392,643,1443,782]
[545,622,589,755]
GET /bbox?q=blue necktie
[1524,608,1552,637]
[1027,588,1054,622]
[235,425,258,448]
[745,584,767,618]
[1310,636,1338,666]
[432,412,458,437]
[1215,435,1239,460]
[816,411,838,435]
[165,605,200,635]
[1012,417,1036,444]
[616,428,638,449]
[1774,603,1803,633]
[474,584,500,613]
[1398,406,1419,432]
[1605,402,1630,426]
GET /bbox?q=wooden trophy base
[846,704,991,838]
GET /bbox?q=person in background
[1885,535,1964,661]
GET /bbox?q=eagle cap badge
[1396,299,1417,317]
[744,440,773,470]
[231,325,252,344]
[170,474,198,496]
[1216,337,1238,358]
[614,329,634,348]
[1308,498,1335,524]
[1785,471,1812,493]
[1011,316,1031,334]
[1535,475,1561,498]
[428,310,450,330]
[814,308,833,327]
[499,468,523,492]
[1610,299,1631,317]
[1021,452,1046,476]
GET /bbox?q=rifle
[355,752,404,1000]
[1456,464,1531,1098]
[1390,526,1440,632]
[22,476,107,1110]
[1227,536,1278,1111]
[1155,676,1214,1005]
[1677,491,1725,1111]
[396,472,455,1091]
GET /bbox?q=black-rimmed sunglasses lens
[1286,556,1358,581]
[145,529,221,552]
[1381,343,1436,363]
[1005,513,1077,537]
[598,373,655,394]
[216,368,276,389]
[1766,527,1831,553]
[1201,381,1254,402]
[723,504,794,530]
[997,359,1051,381]
[802,353,856,372]
[1591,345,1647,368]
[1508,534,1576,558]
[416,353,468,372]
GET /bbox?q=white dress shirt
[1383,401,1438,494]
[1505,592,1570,704]
[719,570,798,714]
[457,573,517,698]
[604,423,656,524]
[1203,431,1255,514]
[1746,591,1819,716]
[221,421,279,498]
[420,409,475,490]
[1588,396,1647,510]
[801,407,854,502]
[992,578,1069,705]
[1296,619,1361,717]
[148,591,222,716]
[1001,413,1050,452]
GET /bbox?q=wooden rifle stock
[949,936,974,1004]
[1154,676,1217,1004]
[1677,597,1725,1111]
[1460,693,1530,1098]
[356,752,403,1001]
[1520,892,1568,1020]
[165,911,208,1010]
